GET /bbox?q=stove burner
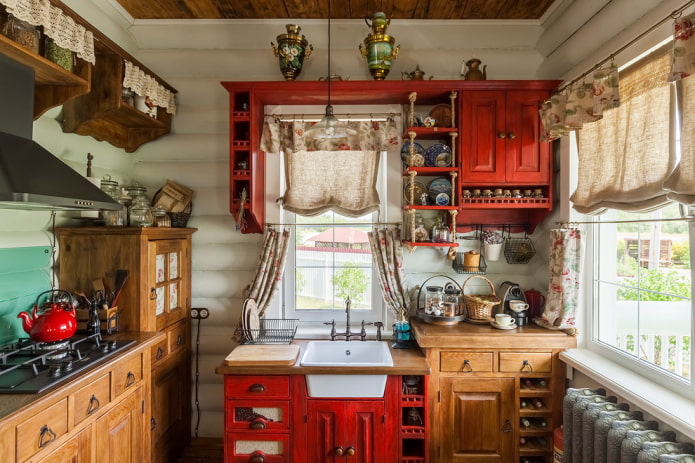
[0,334,136,394]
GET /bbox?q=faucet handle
[374,322,384,341]
[360,320,373,341]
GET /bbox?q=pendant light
[304,1,356,140]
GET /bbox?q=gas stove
[0,334,135,394]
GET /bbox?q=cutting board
[224,344,300,366]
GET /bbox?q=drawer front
[225,376,290,399]
[440,351,494,373]
[113,353,143,397]
[74,373,111,426]
[499,352,552,373]
[226,432,290,463]
[16,398,69,462]
[226,400,290,432]
[151,336,170,368]
[168,320,188,355]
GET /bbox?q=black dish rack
[241,318,299,345]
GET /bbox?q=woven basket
[169,202,192,228]
[462,275,500,321]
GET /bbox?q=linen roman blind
[571,47,674,214]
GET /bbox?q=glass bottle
[413,214,429,242]
[432,217,450,243]
[2,14,40,53]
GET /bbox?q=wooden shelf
[404,126,457,139]
[403,240,458,248]
[0,33,91,119]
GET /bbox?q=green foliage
[617,264,691,301]
[332,263,369,304]
[671,241,691,269]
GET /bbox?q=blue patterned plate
[424,143,452,167]
[428,177,452,203]
[400,141,425,166]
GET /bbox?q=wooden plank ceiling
[113,0,557,20]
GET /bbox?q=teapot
[402,64,432,81]
[18,289,77,343]
[461,58,487,81]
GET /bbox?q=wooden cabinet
[95,386,145,463]
[440,377,515,462]
[30,426,92,463]
[56,227,195,463]
[410,319,576,463]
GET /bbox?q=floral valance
[123,61,177,114]
[1,0,95,64]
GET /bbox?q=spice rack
[403,91,459,252]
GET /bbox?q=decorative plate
[428,177,452,202]
[435,192,450,206]
[400,140,425,166]
[244,298,260,341]
[428,103,453,127]
[403,181,428,205]
[424,143,452,167]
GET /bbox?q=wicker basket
[462,275,500,321]
[169,202,192,228]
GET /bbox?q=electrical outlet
[190,308,210,319]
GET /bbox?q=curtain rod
[557,0,695,93]
[265,221,402,227]
[265,112,400,121]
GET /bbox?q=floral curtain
[261,118,400,217]
[367,227,411,321]
[535,228,583,336]
[668,13,695,81]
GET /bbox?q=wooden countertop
[215,339,431,376]
[411,318,577,349]
[0,331,164,422]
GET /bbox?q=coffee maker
[498,281,529,326]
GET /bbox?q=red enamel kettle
[17,289,77,343]
[524,289,546,319]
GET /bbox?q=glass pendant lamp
[304,2,356,140]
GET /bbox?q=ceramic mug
[508,299,529,312]
[495,313,516,327]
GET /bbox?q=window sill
[561,349,695,441]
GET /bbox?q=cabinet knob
[249,452,266,463]
[38,425,57,448]
[87,394,101,415]
[346,446,356,456]
[335,446,344,456]
[461,359,473,373]
[497,132,506,139]
[507,132,516,139]
[249,418,268,430]
[151,417,157,431]
[150,288,157,300]
[177,334,184,346]
[248,383,266,393]
[521,360,533,373]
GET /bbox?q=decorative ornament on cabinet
[271,24,313,81]
[461,58,487,80]
[359,11,400,80]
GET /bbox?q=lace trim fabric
[123,60,177,114]
[1,0,95,64]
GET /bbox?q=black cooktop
[0,334,136,394]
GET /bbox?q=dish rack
[241,318,299,345]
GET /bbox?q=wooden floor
[176,438,224,463]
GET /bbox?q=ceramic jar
[271,24,313,81]
[359,12,399,80]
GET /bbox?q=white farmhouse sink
[300,341,393,398]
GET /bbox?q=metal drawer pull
[249,452,266,463]
[156,347,164,360]
[177,334,184,346]
[502,419,512,433]
[87,394,100,415]
[335,446,344,456]
[150,288,157,300]
[38,425,57,448]
[248,383,266,393]
[507,132,516,139]
[125,371,136,387]
[249,418,268,430]
[346,446,356,456]
[497,132,506,139]
[151,417,157,431]
[461,359,473,373]
[520,360,533,373]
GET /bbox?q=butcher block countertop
[410,318,577,349]
[215,339,431,376]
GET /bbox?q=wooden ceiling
[113,0,557,20]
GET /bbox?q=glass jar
[425,286,443,315]
[413,215,429,242]
[100,175,125,226]
[432,218,450,243]
[129,206,153,227]
[444,284,463,316]
[152,205,171,227]
[126,182,149,207]
[2,14,40,53]
[44,37,73,71]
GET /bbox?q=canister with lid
[425,286,443,315]
[444,283,464,316]
[2,14,40,53]
[100,175,125,227]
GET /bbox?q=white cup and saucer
[508,299,529,313]
[492,313,517,330]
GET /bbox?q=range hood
[0,55,120,211]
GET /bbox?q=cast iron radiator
[562,387,695,462]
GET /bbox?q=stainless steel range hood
[0,55,120,211]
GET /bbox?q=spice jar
[2,14,40,53]
[425,286,443,316]
[44,36,73,71]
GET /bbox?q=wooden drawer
[112,353,143,397]
[226,400,290,432]
[168,320,188,355]
[74,373,111,426]
[225,376,290,399]
[440,351,494,373]
[16,398,69,462]
[499,352,552,373]
[226,432,290,463]
[151,336,170,368]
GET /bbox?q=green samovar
[359,12,400,80]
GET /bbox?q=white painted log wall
[0,0,680,438]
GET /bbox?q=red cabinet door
[462,91,506,184]
[504,90,551,184]
[307,400,388,463]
